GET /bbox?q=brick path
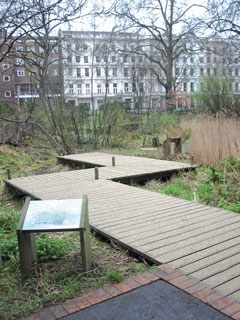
[26,265,240,320]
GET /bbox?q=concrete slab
[61,280,231,320]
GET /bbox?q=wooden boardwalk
[5,152,240,303]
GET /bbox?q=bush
[36,235,70,261]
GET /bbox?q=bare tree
[207,0,240,36]
[113,0,204,106]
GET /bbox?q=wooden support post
[80,195,92,272]
[174,138,182,154]
[163,139,171,158]
[191,156,194,165]
[17,197,37,280]
[7,168,11,180]
[112,156,115,167]
[94,167,99,180]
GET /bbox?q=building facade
[1,31,239,112]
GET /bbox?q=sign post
[17,196,91,280]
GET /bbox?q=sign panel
[22,199,82,232]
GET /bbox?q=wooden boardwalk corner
[5,152,240,303]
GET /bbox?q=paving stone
[211,296,235,311]
[38,308,56,320]
[193,288,214,300]
[122,277,142,290]
[25,314,41,320]
[103,285,122,297]
[221,303,240,317]
[169,275,189,286]
[49,305,68,318]
[62,301,79,314]
[132,274,151,285]
[73,297,91,310]
[113,282,131,293]
[83,292,102,305]
[94,288,112,301]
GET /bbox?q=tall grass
[181,114,240,165]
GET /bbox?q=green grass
[144,158,240,213]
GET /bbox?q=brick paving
[25,265,240,320]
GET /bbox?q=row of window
[68,82,145,95]
[67,67,147,78]
[182,82,240,92]
[176,67,240,77]
[67,55,144,64]
[179,56,239,65]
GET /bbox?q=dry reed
[180,114,240,165]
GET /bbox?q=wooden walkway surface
[5,152,240,303]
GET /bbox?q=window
[84,56,88,63]
[200,68,204,75]
[95,44,100,51]
[236,69,239,76]
[222,58,226,64]
[77,68,81,78]
[68,67,72,76]
[67,44,72,51]
[132,82,136,92]
[104,56,108,63]
[16,46,23,52]
[112,68,117,76]
[113,83,117,94]
[27,46,35,52]
[77,84,82,94]
[3,64,9,70]
[123,56,128,63]
[96,67,101,77]
[124,68,128,77]
[105,83,109,94]
[112,56,116,63]
[17,69,25,76]
[176,68,179,76]
[86,83,90,94]
[235,82,239,92]
[97,84,102,94]
[105,68,109,77]
[138,56,143,63]
[199,57,204,64]
[75,44,80,51]
[96,56,101,63]
[190,68,194,76]
[85,68,89,76]
[52,69,59,76]
[213,57,217,63]
[124,83,129,93]
[229,68,232,76]
[190,82,194,92]
[16,58,24,65]
[5,91,11,97]
[183,68,187,76]
[69,84,74,94]
[139,68,144,77]
[190,57,194,63]
[3,75,10,81]
[207,68,210,76]
[84,44,88,51]
[139,83,144,93]
[131,56,135,63]
[183,57,187,63]
[207,56,210,64]
[76,56,80,63]
[229,82,232,91]
[214,68,217,75]
[222,68,226,76]
[183,82,187,91]
[67,56,72,63]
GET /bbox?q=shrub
[36,235,70,261]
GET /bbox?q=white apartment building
[60,30,165,111]
[60,31,240,111]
